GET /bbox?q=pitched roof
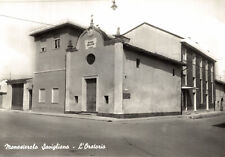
[123,22,184,39]
[123,22,216,62]
[123,43,185,66]
[181,39,216,62]
[30,21,86,37]
[7,78,32,84]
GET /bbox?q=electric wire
[0,14,54,25]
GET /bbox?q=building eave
[123,22,184,39]
[7,78,32,84]
[215,79,225,86]
[123,43,185,66]
[30,22,86,37]
[181,41,216,62]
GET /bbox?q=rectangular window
[211,64,214,82]
[192,54,196,77]
[182,66,187,86]
[200,58,202,79]
[54,38,60,49]
[200,79,203,104]
[182,48,187,63]
[104,96,109,104]
[41,47,47,53]
[136,58,140,68]
[212,83,214,103]
[39,89,46,103]
[51,88,59,103]
[205,61,208,81]
[75,96,78,103]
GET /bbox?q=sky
[0,0,225,81]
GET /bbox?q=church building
[30,21,184,117]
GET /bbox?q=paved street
[0,111,225,157]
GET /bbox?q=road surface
[0,111,224,157]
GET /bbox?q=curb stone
[0,109,224,121]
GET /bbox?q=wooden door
[12,83,24,110]
[86,78,96,112]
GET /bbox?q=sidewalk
[0,109,117,122]
[0,108,224,122]
[184,110,225,119]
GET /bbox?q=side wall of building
[215,82,225,111]
[122,49,182,114]
[124,24,182,61]
[32,28,81,113]
[32,71,65,113]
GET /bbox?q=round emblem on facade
[86,54,95,65]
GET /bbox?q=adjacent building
[0,80,7,109]
[30,22,86,113]
[0,78,33,111]
[215,79,225,111]
[181,40,216,113]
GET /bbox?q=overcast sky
[0,0,225,80]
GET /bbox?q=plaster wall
[32,27,82,113]
[67,30,116,114]
[34,28,81,72]
[123,49,181,114]
[32,71,65,113]
[125,24,181,61]
[0,94,7,109]
[0,80,7,109]
[23,80,32,111]
[215,83,225,111]
[3,85,12,109]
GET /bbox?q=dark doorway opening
[29,90,32,110]
[12,83,24,110]
[86,78,96,113]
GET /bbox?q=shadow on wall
[213,123,225,128]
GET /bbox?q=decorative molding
[34,68,66,74]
